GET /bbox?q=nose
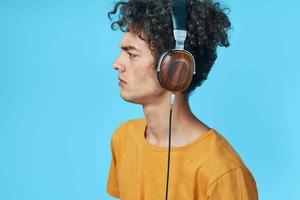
[112,56,125,73]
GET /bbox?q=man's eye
[128,52,137,58]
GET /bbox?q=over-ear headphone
[157,0,196,92]
[155,1,195,200]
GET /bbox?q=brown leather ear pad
[157,50,195,92]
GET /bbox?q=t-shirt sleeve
[106,135,120,198]
[206,167,258,200]
[106,122,128,198]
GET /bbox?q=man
[106,0,258,199]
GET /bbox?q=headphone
[156,0,196,92]
[155,1,195,200]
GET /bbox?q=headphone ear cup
[157,50,195,92]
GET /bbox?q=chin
[120,90,142,104]
[120,88,166,105]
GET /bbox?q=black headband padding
[171,0,187,31]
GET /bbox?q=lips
[118,77,126,83]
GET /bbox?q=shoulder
[206,130,244,166]
[198,130,258,197]
[200,129,254,185]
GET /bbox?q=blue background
[0,0,299,199]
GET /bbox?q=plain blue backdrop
[0,0,299,199]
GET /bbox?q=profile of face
[113,31,168,105]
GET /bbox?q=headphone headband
[171,0,188,50]
[171,0,187,31]
[156,0,196,93]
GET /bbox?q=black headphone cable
[165,93,176,200]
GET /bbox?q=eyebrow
[120,45,139,52]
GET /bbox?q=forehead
[120,32,149,51]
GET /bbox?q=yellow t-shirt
[106,118,258,200]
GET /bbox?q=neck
[142,93,210,147]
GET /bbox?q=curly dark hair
[108,0,231,97]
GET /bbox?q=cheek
[132,56,160,88]
[140,70,162,91]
